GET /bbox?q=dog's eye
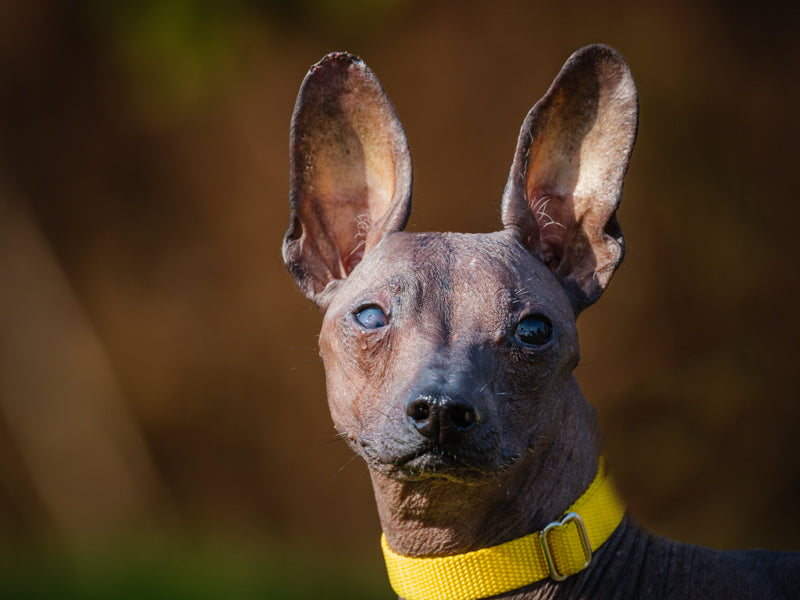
[354,306,388,329]
[514,315,552,346]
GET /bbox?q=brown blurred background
[0,0,798,594]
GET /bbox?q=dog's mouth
[358,437,517,484]
[393,448,489,482]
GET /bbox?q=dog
[282,44,799,599]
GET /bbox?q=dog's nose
[405,396,480,445]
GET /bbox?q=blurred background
[0,0,798,597]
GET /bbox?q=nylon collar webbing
[380,457,625,600]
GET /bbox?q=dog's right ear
[283,53,412,308]
[501,45,638,312]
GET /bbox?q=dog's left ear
[501,44,638,312]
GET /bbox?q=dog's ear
[283,53,412,308]
[501,44,638,312]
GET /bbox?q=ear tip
[571,43,626,64]
[299,52,374,99]
[294,52,373,119]
[567,44,638,106]
[309,51,365,75]
[570,44,635,79]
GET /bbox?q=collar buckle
[539,511,593,581]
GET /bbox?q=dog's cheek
[501,350,562,397]
[322,363,356,433]
[320,329,396,444]
[318,322,359,434]
[494,357,572,454]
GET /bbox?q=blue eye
[355,306,388,329]
[514,315,552,346]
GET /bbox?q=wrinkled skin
[283,47,800,598]
[320,230,599,558]
[322,231,579,485]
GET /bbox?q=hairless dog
[282,45,800,599]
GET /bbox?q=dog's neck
[372,376,600,557]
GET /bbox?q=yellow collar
[380,457,625,600]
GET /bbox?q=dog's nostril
[407,399,438,439]
[407,400,431,423]
[449,403,477,430]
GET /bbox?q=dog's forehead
[341,230,574,315]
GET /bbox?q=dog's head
[283,47,638,484]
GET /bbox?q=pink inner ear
[497,45,637,311]
[286,53,413,303]
[527,192,574,269]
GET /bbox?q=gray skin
[283,46,800,599]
